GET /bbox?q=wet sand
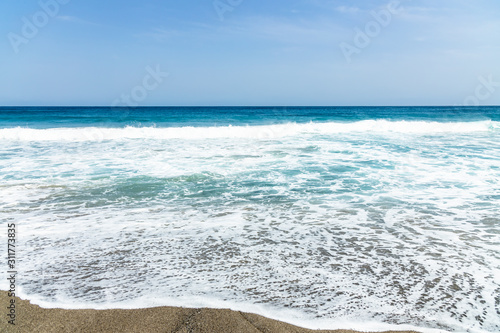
[1,291,421,333]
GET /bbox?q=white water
[0,120,498,142]
[1,122,499,332]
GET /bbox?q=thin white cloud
[396,5,446,21]
[134,28,182,42]
[217,15,346,45]
[335,6,360,14]
[141,15,345,46]
[57,15,100,26]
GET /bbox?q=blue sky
[1,0,499,106]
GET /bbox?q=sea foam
[0,120,498,141]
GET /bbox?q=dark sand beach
[1,291,420,333]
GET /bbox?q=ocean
[1,106,499,332]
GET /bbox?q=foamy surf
[0,120,498,141]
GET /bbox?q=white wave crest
[0,120,497,141]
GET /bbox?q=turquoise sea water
[1,107,499,332]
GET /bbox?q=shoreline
[1,291,423,333]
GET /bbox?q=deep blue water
[0,106,498,128]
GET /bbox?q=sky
[1,0,500,106]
